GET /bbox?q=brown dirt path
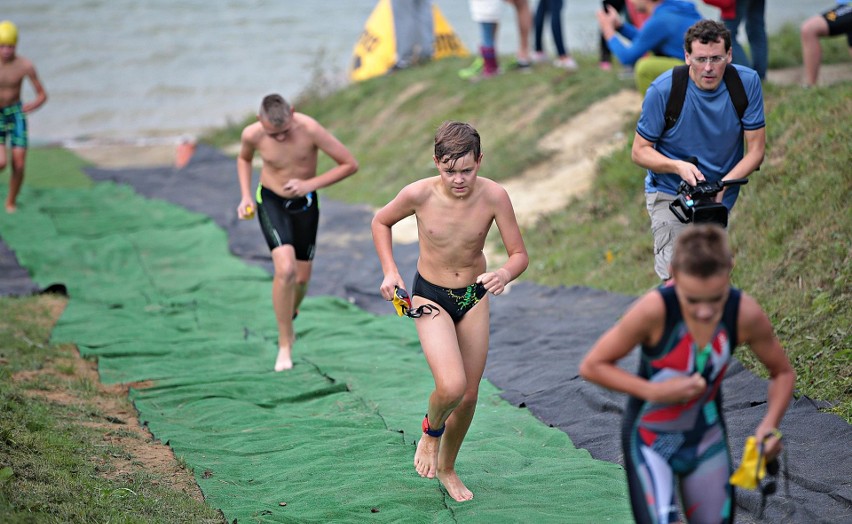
[12,296,206,503]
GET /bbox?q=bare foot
[438,469,474,501]
[414,434,440,478]
[274,346,293,372]
[5,203,16,214]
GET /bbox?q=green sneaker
[458,57,484,79]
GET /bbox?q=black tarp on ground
[0,236,39,297]
[4,145,848,522]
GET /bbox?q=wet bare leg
[436,402,476,501]
[5,148,25,213]
[270,247,298,372]
[435,301,489,502]
[412,305,463,479]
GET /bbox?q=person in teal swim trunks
[372,121,528,502]
[0,20,48,213]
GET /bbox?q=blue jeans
[534,0,566,57]
[725,0,767,79]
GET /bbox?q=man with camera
[632,19,766,281]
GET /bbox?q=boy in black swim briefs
[236,94,358,372]
[801,2,852,86]
[371,121,528,502]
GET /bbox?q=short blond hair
[259,94,291,127]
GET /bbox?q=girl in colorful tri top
[580,224,794,523]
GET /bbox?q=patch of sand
[69,136,193,169]
[12,296,205,503]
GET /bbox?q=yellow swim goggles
[392,286,436,319]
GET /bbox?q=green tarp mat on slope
[0,181,632,523]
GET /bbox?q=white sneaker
[553,56,578,71]
[532,51,548,64]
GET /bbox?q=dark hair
[259,94,291,127]
[684,19,731,54]
[434,121,481,167]
[671,224,734,278]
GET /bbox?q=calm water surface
[6,0,816,143]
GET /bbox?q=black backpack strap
[664,64,749,132]
[663,65,690,132]
[723,63,748,121]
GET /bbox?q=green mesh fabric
[0,161,633,523]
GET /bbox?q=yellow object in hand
[244,205,255,219]
[729,436,766,490]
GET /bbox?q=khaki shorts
[646,191,687,281]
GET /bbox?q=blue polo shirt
[636,64,765,210]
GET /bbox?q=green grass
[20,146,94,189]
[0,296,225,523]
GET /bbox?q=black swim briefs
[412,271,487,323]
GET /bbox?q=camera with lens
[669,178,747,228]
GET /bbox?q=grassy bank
[208,27,851,420]
[0,24,848,522]
[0,295,225,523]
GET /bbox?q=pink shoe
[473,67,500,81]
[599,61,612,71]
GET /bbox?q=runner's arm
[303,121,358,193]
[477,185,528,295]
[738,292,795,458]
[371,184,418,300]
[236,129,257,217]
[21,60,47,113]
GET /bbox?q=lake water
[6,0,816,144]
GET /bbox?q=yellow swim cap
[0,21,18,46]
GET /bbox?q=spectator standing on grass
[461,0,504,79]
[533,0,579,71]
[599,0,627,71]
[505,0,534,69]
[800,1,852,87]
[392,0,434,70]
[704,0,768,80]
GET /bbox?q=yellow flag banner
[432,5,468,60]
[350,0,469,82]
